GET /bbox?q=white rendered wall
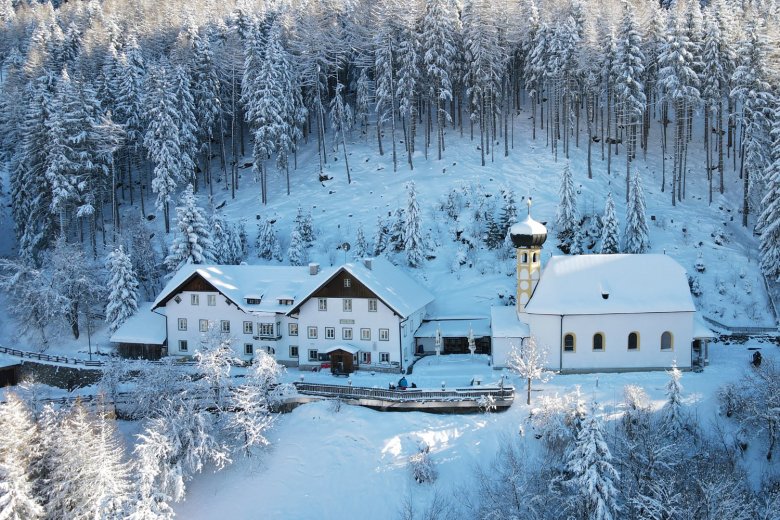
[163,290,287,362]
[294,296,402,367]
[524,311,694,372]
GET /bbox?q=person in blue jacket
[398,376,408,389]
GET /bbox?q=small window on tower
[532,252,538,263]
[521,252,528,263]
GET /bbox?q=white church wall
[556,312,694,371]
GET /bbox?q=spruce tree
[144,62,182,233]
[0,394,44,520]
[354,224,370,259]
[758,103,780,280]
[623,171,649,254]
[570,225,585,256]
[287,228,307,267]
[556,163,578,252]
[373,215,390,256]
[256,218,281,261]
[498,186,518,235]
[404,181,425,267]
[105,246,140,334]
[563,407,621,520]
[165,184,214,272]
[662,364,686,438]
[600,193,620,254]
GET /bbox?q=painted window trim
[563,332,576,353]
[318,298,327,311]
[288,323,298,336]
[342,327,353,340]
[199,319,209,333]
[178,339,188,352]
[368,299,378,312]
[343,298,352,312]
[243,321,253,334]
[592,332,605,352]
[178,318,187,331]
[360,328,371,341]
[207,294,217,306]
[661,331,674,351]
[379,328,390,341]
[325,327,335,340]
[628,331,640,351]
[244,343,254,355]
[191,294,199,305]
[289,345,299,358]
[308,326,318,339]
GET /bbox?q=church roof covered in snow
[524,254,696,315]
[110,302,167,345]
[290,257,434,319]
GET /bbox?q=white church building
[491,209,714,372]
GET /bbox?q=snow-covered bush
[621,385,650,439]
[478,394,497,413]
[409,443,436,484]
[688,275,703,297]
[694,254,706,273]
[529,390,586,457]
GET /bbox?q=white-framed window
[344,278,351,288]
[220,320,230,333]
[318,298,327,311]
[199,319,209,332]
[308,326,318,339]
[289,345,299,358]
[368,299,378,312]
[178,318,187,331]
[258,323,274,336]
[343,298,352,312]
[402,324,407,337]
[244,343,254,355]
[360,352,371,364]
[379,328,390,341]
[308,349,318,362]
[191,294,199,305]
[342,328,353,340]
[379,352,390,363]
[325,327,335,339]
[207,294,216,306]
[288,323,298,336]
[243,321,253,334]
[360,328,371,341]
[179,340,188,352]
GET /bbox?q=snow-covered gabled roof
[524,254,696,315]
[110,303,167,345]
[490,306,531,338]
[289,257,434,319]
[152,265,334,314]
[320,344,361,355]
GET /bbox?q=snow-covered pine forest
[0,0,780,518]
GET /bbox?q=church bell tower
[509,199,547,315]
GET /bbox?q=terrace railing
[292,381,514,402]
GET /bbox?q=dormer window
[278,298,294,305]
[246,297,262,305]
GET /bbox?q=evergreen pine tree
[105,246,139,334]
[144,62,182,233]
[662,364,686,438]
[758,103,780,280]
[0,394,44,520]
[563,407,621,520]
[373,215,390,256]
[173,65,198,189]
[354,224,370,259]
[600,193,620,254]
[498,186,518,235]
[570,225,585,256]
[403,181,425,267]
[287,228,307,267]
[256,218,281,261]
[165,185,214,272]
[556,163,579,252]
[623,171,649,254]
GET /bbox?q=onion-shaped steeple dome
[509,199,547,248]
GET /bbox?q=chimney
[309,263,320,276]
[362,258,373,270]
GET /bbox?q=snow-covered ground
[172,336,778,519]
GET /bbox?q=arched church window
[661,331,673,350]
[593,333,604,351]
[564,333,576,352]
[628,332,639,350]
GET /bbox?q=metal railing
[292,382,514,402]
[701,316,778,335]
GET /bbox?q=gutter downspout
[398,316,405,374]
[151,307,169,356]
[559,314,563,373]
